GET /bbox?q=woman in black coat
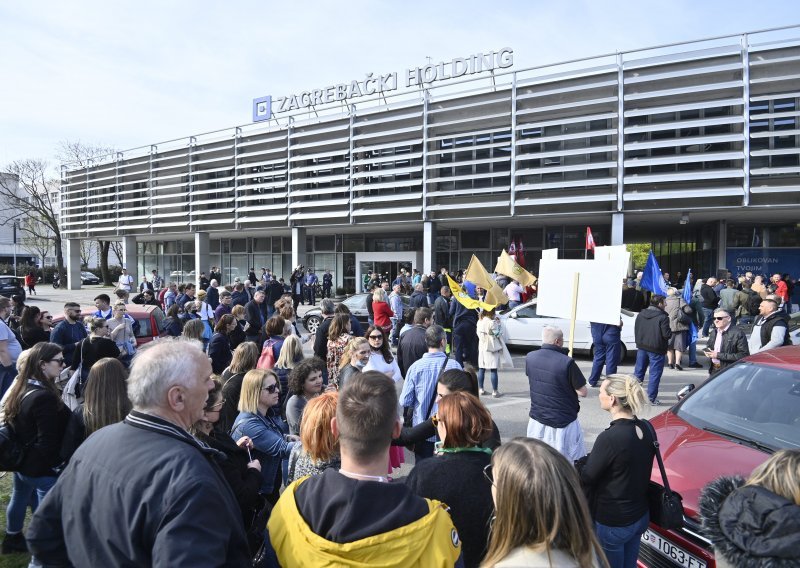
[71,317,121,379]
[2,343,72,555]
[208,314,237,374]
[19,306,50,348]
[405,391,495,568]
[191,380,265,554]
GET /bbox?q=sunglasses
[262,383,280,394]
[431,413,443,428]
[483,464,494,486]
[368,334,383,339]
[713,316,729,321]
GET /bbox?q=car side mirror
[677,384,695,401]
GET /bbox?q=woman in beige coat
[664,287,690,370]
[477,309,504,397]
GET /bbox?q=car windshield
[343,295,366,310]
[675,361,800,452]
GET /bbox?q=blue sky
[1,1,796,167]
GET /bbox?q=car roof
[739,344,800,370]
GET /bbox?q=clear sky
[1,1,797,167]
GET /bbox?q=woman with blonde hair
[230,368,297,504]
[273,333,304,412]
[482,437,605,568]
[220,341,260,432]
[181,319,206,345]
[286,391,341,484]
[337,336,370,389]
[700,449,800,567]
[371,287,394,335]
[107,301,136,362]
[476,309,505,397]
[326,314,352,387]
[578,374,653,567]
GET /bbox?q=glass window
[343,234,364,253]
[314,235,336,251]
[230,239,247,253]
[768,225,800,247]
[461,230,491,250]
[253,238,270,252]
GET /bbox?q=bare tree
[109,241,124,266]
[80,239,97,269]
[0,160,65,283]
[20,214,52,269]
[57,141,119,284]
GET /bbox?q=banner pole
[568,272,580,358]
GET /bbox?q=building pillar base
[611,213,624,246]
[65,239,82,290]
[423,222,436,274]
[195,232,209,290]
[292,228,307,271]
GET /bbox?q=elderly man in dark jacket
[704,308,749,375]
[634,295,672,405]
[26,339,250,567]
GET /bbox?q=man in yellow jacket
[267,371,463,567]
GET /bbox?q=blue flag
[641,251,668,296]
[683,270,698,345]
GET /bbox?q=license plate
[641,529,706,568]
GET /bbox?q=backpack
[746,292,762,317]
[257,339,278,369]
[0,389,39,471]
[678,304,694,326]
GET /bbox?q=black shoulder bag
[0,389,39,471]
[639,419,684,530]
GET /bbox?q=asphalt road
[27,286,714,475]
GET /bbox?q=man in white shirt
[504,280,524,309]
[118,268,134,292]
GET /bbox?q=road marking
[481,396,529,409]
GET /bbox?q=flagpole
[568,272,579,358]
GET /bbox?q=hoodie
[699,475,800,568]
[633,306,672,354]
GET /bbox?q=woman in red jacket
[371,288,394,336]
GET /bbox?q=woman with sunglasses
[231,369,298,505]
[363,326,401,383]
[191,378,264,555]
[482,438,606,568]
[406,391,494,568]
[19,306,51,348]
[2,342,72,555]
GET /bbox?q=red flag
[508,240,516,261]
[586,227,596,251]
[517,239,526,268]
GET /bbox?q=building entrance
[354,252,422,293]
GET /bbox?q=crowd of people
[0,263,796,568]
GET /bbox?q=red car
[638,345,800,568]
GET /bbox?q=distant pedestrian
[25,270,37,296]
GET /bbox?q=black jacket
[397,325,428,377]
[313,317,333,360]
[621,287,645,312]
[12,386,72,477]
[634,306,672,354]
[266,280,284,307]
[699,475,800,568]
[206,286,220,309]
[700,284,720,309]
[208,332,233,374]
[433,295,452,328]
[706,325,749,372]
[409,291,429,308]
[244,300,267,337]
[755,310,791,348]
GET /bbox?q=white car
[498,299,638,361]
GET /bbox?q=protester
[326,314,352,387]
[364,325,402,383]
[162,305,183,336]
[19,306,50,348]
[388,284,405,345]
[285,357,326,436]
[401,325,462,462]
[578,374,654,567]
[70,317,121,382]
[230,304,248,348]
[699,449,800,567]
[633,295,671,406]
[406,391,494,568]
[748,298,791,354]
[266,371,463,567]
[372,287,394,336]
[481,438,605,567]
[26,339,250,565]
[60,358,130,462]
[286,392,341,484]
[395,368,501,451]
[664,287,690,370]
[273,333,303,408]
[190,379,264,555]
[587,318,622,388]
[450,291,479,368]
[258,316,288,369]
[312,299,336,362]
[476,309,505,397]
[49,302,87,370]
[397,306,433,377]
[108,301,136,362]
[337,336,369,389]
[208,314,237,374]
[700,277,720,337]
[704,309,749,374]
[230,368,297,504]
[244,290,268,344]
[2,343,71,556]
[334,302,364,337]
[181,319,206,348]
[220,341,261,432]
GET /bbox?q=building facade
[59,26,800,290]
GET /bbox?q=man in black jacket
[244,291,267,344]
[704,309,749,374]
[397,307,432,378]
[700,277,720,337]
[633,295,672,405]
[266,277,284,317]
[748,298,791,354]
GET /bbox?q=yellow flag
[495,249,537,288]
[463,256,509,307]
[446,275,499,311]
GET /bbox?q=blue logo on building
[252,96,272,122]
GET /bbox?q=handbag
[639,419,684,530]
[0,389,39,471]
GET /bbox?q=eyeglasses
[206,399,226,411]
[483,464,494,486]
[48,358,65,365]
[713,316,729,321]
[261,383,280,394]
[368,334,383,340]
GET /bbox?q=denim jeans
[0,363,17,400]
[688,341,697,364]
[634,349,665,402]
[701,307,714,336]
[588,323,621,385]
[595,512,649,568]
[6,473,58,533]
[477,368,498,391]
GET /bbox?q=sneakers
[675,364,683,371]
[492,391,502,398]
[688,362,703,369]
[649,399,662,406]
[2,532,28,554]
[588,383,600,388]
[479,389,486,396]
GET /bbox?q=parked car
[498,299,637,361]
[0,276,25,301]
[302,293,410,334]
[53,305,167,347]
[81,271,100,285]
[638,345,800,568]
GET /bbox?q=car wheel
[304,315,322,334]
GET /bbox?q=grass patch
[0,472,33,568]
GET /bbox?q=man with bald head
[27,339,249,566]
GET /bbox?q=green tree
[626,243,651,271]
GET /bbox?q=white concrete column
[291,227,307,271]
[66,239,82,290]
[122,236,138,282]
[423,221,436,274]
[611,213,624,245]
[195,232,209,290]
